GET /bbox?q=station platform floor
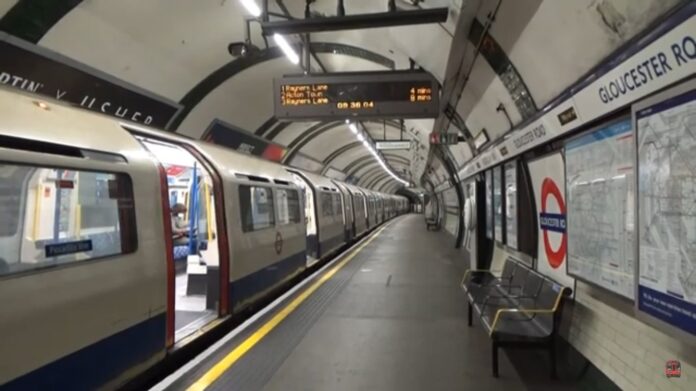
[154,214,590,391]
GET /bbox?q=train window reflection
[275,188,301,225]
[320,193,334,217]
[0,163,136,277]
[240,185,275,232]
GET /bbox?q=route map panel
[566,119,634,299]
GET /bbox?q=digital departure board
[274,71,439,120]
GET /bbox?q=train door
[290,173,318,265]
[138,137,222,344]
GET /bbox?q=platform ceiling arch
[0,0,684,192]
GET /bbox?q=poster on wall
[566,119,635,299]
[505,162,518,250]
[0,33,181,129]
[485,170,493,239]
[635,80,696,338]
[493,165,503,242]
[528,152,575,289]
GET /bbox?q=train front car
[0,90,168,390]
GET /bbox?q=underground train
[0,87,409,390]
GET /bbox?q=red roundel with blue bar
[539,178,567,269]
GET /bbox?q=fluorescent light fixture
[239,0,262,17]
[349,123,358,134]
[357,133,364,142]
[273,34,299,65]
[362,140,370,148]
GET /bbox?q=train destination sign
[274,71,439,120]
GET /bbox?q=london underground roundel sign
[539,178,567,269]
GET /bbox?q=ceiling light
[273,34,299,65]
[357,133,364,142]
[239,0,262,17]
[349,123,358,134]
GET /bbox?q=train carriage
[0,87,407,390]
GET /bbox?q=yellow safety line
[186,223,392,391]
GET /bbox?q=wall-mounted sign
[0,33,181,129]
[202,119,287,163]
[473,129,489,149]
[458,9,695,181]
[528,152,575,291]
[376,140,411,150]
[429,132,459,145]
[274,71,439,120]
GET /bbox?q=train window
[239,185,275,232]
[333,193,342,217]
[320,193,334,217]
[0,164,136,277]
[275,188,301,225]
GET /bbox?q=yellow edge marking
[186,223,392,391]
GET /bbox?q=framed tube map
[566,118,635,299]
[634,79,696,339]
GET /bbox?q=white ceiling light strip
[273,34,300,65]
[239,0,262,17]
[347,122,409,186]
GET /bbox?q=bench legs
[549,337,557,380]
[467,301,472,326]
[492,341,499,378]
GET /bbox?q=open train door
[131,133,229,347]
[287,170,319,266]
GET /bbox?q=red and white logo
[539,178,567,269]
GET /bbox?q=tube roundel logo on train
[274,231,283,255]
[539,177,567,269]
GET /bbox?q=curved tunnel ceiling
[0,0,686,193]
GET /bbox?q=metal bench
[461,257,571,378]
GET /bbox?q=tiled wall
[566,281,696,391]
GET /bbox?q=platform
[155,215,587,391]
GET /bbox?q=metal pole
[303,34,311,74]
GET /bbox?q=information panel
[485,170,493,239]
[505,162,518,250]
[493,166,503,242]
[566,119,634,299]
[636,83,696,337]
[274,71,439,120]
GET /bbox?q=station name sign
[376,140,411,150]
[274,71,439,120]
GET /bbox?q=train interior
[0,164,130,276]
[289,172,318,266]
[138,138,220,342]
